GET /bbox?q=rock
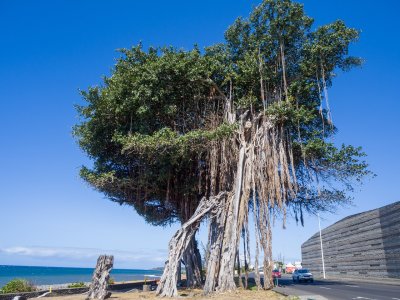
[86,255,114,300]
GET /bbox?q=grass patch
[67,282,87,289]
[0,279,36,294]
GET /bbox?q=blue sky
[0,0,399,269]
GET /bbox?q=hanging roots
[157,109,298,296]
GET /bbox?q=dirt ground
[48,289,287,300]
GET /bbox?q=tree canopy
[74,0,371,296]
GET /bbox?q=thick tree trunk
[180,197,203,288]
[157,115,294,297]
[86,255,113,300]
[182,237,203,288]
[203,139,248,294]
[216,143,246,292]
[156,193,227,297]
[203,204,227,294]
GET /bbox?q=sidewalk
[273,285,328,300]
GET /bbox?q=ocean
[0,265,162,287]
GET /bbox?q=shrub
[0,279,36,294]
[67,282,86,288]
[108,277,115,285]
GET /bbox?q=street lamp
[318,213,326,279]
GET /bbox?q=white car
[292,269,314,283]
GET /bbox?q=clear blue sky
[0,0,399,269]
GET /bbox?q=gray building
[301,201,400,279]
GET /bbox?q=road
[273,275,400,300]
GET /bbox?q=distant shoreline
[0,265,162,271]
[0,265,162,287]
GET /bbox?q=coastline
[0,265,162,287]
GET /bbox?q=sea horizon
[0,265,163,287]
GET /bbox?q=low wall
[109,280,157,291]
[0,281,157,300]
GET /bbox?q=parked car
[272,269,281,278]
[292,269,314,283]
[257,268,282,279]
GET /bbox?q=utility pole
[318,213,326,279]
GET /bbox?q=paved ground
[273,275,400,300]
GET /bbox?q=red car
[272,269,281,278]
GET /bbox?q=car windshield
[298,269,309,273]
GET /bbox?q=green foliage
[74,0,371,226]
[73,46,224,225]
[0,279,36,294]
[117,123,236,158]
[67,282,86,288]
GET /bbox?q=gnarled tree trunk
[158,109,297,297]
[156,193,227,297]
[215,142,246,292]
[87,255,114,300]
[182,237,203,288]
[181,201,203,289]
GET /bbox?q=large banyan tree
[74,0,371,297]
